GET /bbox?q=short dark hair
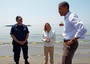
[59,1,69,9]
[16,16,22,21]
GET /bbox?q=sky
[0,0,90,34]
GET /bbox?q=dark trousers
[62,39,78,64]
[13,42,28,62]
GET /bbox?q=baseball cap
[16,16,22,21]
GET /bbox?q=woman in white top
[42,23,56,64]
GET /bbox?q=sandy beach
[0,41,90,64]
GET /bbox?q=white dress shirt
[42,30,56,47]
[63,11,87,40]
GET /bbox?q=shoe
[25,60,30,64]
[16,61,19,64]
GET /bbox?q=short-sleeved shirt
[10,24,29,42]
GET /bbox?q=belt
[64,39,78,42]
[64,39,70,42]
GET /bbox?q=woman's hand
[46,38,50,43]
[42,38,50,43]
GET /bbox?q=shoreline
[0,54,90,64]
[0,42,90,64]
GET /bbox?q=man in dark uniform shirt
[10,16,29,64]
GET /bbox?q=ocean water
[0,25,63,43]
[0,33,63,43]
[0,26,90,43]
[0,25,90,57]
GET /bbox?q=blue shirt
[10,24,29,41]
[63,11,87,40]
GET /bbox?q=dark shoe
[16,61,19,64]
[25,60,30,64]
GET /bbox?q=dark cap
[16,16,22,21]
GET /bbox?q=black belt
[64,39,70,42]
[64,39,77,42]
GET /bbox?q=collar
[16,24,23,26]
[46,30,52,34]
[64,11,71,20]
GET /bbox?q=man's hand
[59,22,64,26]
[22,40,26,45]
[72,37,79,41]
[65,40,73,46]
[65,37,79,46]
[18,41,26,45]
[18,41,23,45]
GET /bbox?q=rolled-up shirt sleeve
[70,14,87,39]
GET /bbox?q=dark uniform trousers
[62,39,78,64]
[13,42,28,62]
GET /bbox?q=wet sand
[0,41,90,64]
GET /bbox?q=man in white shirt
[58,1,87,64]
